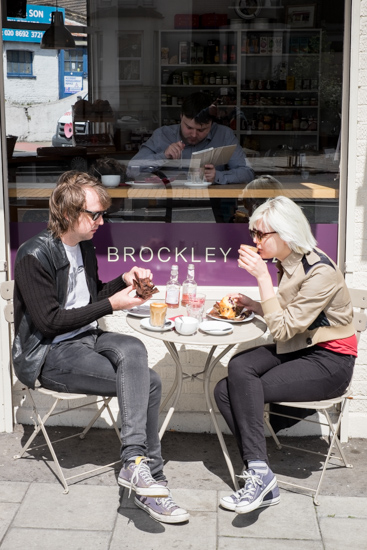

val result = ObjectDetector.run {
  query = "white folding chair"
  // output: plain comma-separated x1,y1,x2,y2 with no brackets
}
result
1,280,121,494
264,287,367,504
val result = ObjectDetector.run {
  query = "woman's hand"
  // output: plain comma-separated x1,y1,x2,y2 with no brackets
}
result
227,292,263,316
238,245,275,303
238,245,268,280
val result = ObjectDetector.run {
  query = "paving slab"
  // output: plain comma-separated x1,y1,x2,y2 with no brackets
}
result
315,495,367,518
0,504,19,543
218,491,321,541
111,508,217,550
0,528,111,550
318,517,367,550
218,538,324,550
0,482,29,503
12,483,118,531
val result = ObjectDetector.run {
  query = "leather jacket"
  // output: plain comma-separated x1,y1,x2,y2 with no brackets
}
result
13,229,124,388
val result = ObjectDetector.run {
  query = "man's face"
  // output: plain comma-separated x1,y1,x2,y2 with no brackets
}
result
180,115,212,145
67,187,105,245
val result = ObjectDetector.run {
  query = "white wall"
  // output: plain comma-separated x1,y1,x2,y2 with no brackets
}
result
3,43,59,104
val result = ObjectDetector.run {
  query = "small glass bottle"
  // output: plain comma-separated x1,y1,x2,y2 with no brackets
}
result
181,264,197,306
165,265,180,308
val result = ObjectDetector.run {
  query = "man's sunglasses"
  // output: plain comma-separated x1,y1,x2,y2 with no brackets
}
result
81,209,108,221
249,229,276,243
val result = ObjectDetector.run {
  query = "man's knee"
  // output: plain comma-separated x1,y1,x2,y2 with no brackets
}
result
149,368,162,391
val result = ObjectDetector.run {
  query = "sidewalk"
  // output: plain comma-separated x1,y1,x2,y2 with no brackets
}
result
0,427,366,549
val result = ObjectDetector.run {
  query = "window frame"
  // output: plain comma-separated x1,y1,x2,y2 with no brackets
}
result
6,49,34,79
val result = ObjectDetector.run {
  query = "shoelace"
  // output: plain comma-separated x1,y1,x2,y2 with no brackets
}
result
229,485,247,503
237,470,263,500
129,458,152,497
156,493,177,511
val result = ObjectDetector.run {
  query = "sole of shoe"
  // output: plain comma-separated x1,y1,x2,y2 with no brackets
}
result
235,477,278,515
220,493,280,512
118,477,169,497
134,497,190,524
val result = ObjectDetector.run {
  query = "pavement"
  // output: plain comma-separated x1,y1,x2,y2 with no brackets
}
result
0,426,367,550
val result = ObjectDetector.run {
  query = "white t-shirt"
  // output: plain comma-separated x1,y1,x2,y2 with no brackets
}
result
52,243,98,344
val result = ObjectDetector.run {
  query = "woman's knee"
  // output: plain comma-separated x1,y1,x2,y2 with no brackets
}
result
214,377,229,407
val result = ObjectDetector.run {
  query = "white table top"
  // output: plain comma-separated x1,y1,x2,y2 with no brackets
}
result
126,301,267,346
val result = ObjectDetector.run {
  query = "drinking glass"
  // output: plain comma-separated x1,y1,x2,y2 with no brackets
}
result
150,302,168,328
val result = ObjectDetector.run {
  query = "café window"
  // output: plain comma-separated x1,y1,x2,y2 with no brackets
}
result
7,50,33,78
4,1,347,283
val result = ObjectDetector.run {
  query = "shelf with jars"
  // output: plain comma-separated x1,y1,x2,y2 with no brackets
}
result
158,27,322,153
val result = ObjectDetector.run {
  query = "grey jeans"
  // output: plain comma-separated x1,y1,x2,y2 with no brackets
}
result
40,329,165,480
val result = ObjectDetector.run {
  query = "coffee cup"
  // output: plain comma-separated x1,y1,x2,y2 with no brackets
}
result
150,302,168,328
175,316,199,335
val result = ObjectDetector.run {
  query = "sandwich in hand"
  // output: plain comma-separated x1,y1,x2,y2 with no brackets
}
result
133,276,159,299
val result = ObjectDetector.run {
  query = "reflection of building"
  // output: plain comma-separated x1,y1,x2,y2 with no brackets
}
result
3,1,87,140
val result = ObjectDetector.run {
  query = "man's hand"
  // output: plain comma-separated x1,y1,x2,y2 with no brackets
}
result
109,285,148,311
122,267,152,287
165,140,185,160
204,164,216,183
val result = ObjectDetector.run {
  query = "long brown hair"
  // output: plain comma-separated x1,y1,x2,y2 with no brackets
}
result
48,171,111,238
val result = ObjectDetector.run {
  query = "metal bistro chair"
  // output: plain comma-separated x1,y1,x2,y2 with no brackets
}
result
1,280,121,494
263,287,367,504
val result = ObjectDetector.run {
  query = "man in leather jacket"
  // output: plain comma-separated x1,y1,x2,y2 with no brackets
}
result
13,171,189,524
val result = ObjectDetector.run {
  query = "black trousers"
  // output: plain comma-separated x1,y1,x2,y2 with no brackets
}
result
214,344,355,465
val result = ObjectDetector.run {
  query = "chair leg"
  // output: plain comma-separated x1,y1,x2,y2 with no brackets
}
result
14,390,70,493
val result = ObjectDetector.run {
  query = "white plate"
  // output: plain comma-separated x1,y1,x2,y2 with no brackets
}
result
199,320,233,335
127,305,151,318
184,181,212,189
206,307,255,324
140,317,174,332
125,181,165,188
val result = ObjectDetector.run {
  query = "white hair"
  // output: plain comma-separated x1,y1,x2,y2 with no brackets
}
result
249,196,317,254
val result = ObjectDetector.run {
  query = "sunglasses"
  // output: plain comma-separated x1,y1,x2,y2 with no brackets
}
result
81,209,108,221
249,229,276,243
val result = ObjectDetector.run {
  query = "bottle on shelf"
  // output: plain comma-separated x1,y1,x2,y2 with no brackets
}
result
221,44,228,64
181,264,197,306
214,45,220,64
230,44,236,63
165,264,181,308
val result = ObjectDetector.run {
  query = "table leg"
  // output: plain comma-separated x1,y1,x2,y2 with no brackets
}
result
159,341,183,439
204,344,240,491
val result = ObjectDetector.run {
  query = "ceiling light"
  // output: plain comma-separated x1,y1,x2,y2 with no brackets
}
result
41,9,76,50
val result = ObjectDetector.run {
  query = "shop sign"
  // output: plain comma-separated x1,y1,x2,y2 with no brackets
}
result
64,76,83,94
10,223,338,287
2,5,65,43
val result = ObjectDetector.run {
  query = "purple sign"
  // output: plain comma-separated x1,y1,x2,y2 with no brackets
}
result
10,222,338,286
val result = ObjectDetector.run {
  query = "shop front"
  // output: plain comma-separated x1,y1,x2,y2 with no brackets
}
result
0,0,365,436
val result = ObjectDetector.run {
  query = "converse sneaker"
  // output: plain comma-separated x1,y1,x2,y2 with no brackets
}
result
135,491,190,524
118,457,169,497
221,484,280,511
234,468,278,514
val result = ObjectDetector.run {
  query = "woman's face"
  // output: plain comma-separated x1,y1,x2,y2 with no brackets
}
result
252,219,291,261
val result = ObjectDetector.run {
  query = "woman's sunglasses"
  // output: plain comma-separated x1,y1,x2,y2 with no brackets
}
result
249,229,276,243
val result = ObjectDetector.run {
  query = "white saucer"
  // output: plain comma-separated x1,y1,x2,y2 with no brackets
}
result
127,305,151,318
184,181,212,189
140,317,174,332
199,320,233,335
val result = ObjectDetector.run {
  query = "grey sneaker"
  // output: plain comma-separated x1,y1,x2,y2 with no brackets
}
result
118,457,169,497
135,492,190,524
234,468,278,514
221,483,280,511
